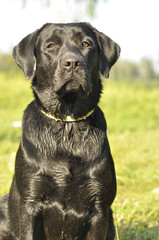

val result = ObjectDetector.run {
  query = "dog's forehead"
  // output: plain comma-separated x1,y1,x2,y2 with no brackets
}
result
39,23,96,40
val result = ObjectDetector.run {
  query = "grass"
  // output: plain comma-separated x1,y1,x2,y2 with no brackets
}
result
0,73,159,239
0,72,33,195
100,80,159,239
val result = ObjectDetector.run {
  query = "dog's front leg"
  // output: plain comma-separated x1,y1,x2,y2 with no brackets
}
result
18,203,36,240
85,215,108,240
17,202,45,240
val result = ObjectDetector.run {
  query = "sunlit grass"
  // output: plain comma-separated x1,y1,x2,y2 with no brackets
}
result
0,73,159,239
100,79,159,239
0,72,33,194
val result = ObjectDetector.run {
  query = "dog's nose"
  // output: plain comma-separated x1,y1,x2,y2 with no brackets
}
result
63,56,82,71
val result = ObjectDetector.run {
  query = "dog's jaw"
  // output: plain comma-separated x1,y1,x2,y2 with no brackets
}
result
32,72,102,121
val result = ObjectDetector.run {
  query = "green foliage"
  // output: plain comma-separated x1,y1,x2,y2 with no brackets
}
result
76,0,100,16
0,54,20,77
111,58,159,83
0,67,159,238
139,58,155,81
21,0,107,16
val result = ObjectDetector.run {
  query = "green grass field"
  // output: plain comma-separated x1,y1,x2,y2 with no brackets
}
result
0,72,159,239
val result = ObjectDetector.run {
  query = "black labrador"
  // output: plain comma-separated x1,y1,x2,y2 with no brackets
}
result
0,22,120,240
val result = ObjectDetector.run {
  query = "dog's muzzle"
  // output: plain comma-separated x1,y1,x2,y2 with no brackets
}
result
54,55,92,99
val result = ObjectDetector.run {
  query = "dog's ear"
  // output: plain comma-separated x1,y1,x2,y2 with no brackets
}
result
87,24,120,78
96,31,120,78
13,29,39,80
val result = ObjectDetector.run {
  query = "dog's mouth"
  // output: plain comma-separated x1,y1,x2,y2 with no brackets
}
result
58,79,86,103
63,92,77,103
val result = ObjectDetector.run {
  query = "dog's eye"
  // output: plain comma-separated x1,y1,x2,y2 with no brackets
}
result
47,43,55,49
82,41,90,48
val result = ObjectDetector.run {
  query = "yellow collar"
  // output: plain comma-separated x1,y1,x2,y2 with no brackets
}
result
41,108,95,122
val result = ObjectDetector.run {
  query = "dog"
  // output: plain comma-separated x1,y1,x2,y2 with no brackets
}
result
0,22,120,240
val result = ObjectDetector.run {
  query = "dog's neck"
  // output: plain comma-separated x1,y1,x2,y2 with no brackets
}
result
41,108,95,122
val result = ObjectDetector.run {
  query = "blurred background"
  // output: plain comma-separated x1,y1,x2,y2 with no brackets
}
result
0,0,159,239
1,0,159,81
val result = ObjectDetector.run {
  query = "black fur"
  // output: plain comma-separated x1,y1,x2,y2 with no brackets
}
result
0,22,120,240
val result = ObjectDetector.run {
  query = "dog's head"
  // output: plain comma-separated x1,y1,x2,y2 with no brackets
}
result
13,23,120,120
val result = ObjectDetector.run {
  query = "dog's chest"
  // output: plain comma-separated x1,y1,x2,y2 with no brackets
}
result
35,122,105,209
36,121,105,162
23,112,107,192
